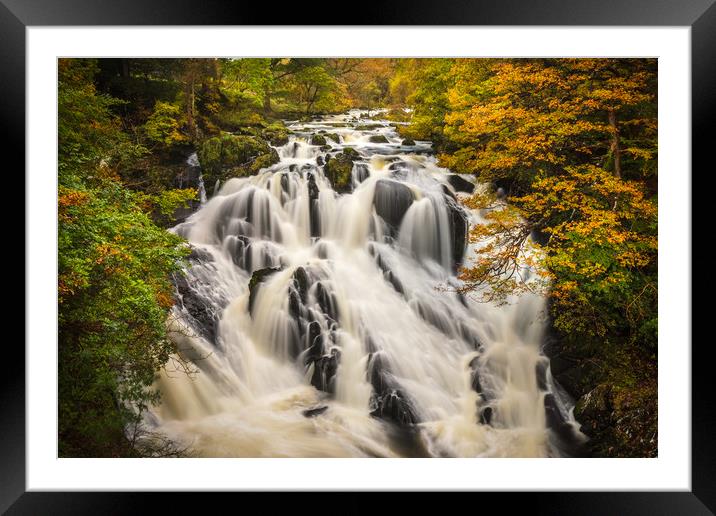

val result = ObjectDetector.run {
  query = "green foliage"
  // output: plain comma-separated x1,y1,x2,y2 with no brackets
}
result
58,182,189,456
143,101,188,147
58,58,191,457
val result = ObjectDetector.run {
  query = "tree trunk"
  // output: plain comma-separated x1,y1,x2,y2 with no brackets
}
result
263,87,272,114
608,108,622,179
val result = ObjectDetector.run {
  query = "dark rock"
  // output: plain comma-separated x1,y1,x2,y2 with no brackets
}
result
316,155,324,166
445,195,468,271
368,134,390,144
536,359,549,391
371,389,418,426
302,406,328,418
248,266,283,315
446,174,475,194
307,173,321,237
401,138,416,146
479,406,493,425
173,271,220,344
373,179,414,235
315,281,339,322
311,349,340,393
353,163,370,184
544,393,582,449
367,353,419,426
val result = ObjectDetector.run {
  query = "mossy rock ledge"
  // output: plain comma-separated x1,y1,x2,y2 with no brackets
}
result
324,148,361,193
197,134,280,189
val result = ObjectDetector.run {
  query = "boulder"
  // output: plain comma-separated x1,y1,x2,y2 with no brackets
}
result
368,134,390,144
446,174,475,194
324,151,358,193
373,179,414,235
310,134,327,146
401,138,416,146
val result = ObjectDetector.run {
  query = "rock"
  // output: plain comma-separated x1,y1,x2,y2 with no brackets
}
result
373,179,414,235
173,270,220,344
311,349,340,393
307,173,320,237
248,266,283,315
353,163,370,184
324,151,357,193
342,147,360,160
371,389,418,426
316,155,324,166
545,393,583,450
401,138,416,146
197,134,279,186
302,406,328,418
310,134,327,146
325,133,341,143
445,195,468,271
446,174,475,194
368,134,390,144
355,123,383,130
367,353,418,426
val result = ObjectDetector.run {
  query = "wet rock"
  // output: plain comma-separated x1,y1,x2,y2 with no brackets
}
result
248,266,283,315
369,134,390,144
445,195,468,271
353,163,371,184
371,389,418,426
355,123,383,130
479,406,493,425
316,155,324,166
536,360,549,391
307,173,321,237
401,138,416,146
544,393,582,450
342,147,360,160
302,406,328,418
324,151,357,193
173,271,220,344
367,353,419,426
311,348,340,393
373,252,405,295
373,179,414,235
315,281,339,322
446,174,475,194
292,266,311,304
310,134,327,146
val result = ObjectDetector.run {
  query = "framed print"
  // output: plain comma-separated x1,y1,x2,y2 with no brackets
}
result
5,0,713,513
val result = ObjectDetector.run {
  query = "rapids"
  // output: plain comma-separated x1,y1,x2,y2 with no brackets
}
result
146,109,585,457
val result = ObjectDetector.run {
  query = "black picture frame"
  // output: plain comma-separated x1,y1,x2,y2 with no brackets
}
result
5,0,712,513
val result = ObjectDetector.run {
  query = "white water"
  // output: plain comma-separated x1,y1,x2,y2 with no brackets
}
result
147,109,584,457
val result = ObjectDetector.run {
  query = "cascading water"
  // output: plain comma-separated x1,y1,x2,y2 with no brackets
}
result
147,109,585,457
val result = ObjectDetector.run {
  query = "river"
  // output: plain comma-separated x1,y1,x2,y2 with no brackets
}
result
144,109,585,457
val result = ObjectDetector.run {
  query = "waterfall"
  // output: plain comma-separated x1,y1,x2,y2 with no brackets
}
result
149,109,585,458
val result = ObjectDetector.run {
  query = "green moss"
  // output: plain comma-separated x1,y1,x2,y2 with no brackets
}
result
324,151,358,193
369,134,389,144
310,134,327,146
197,133,279,186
